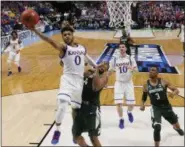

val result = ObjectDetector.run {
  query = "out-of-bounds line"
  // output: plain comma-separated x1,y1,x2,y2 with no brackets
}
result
43,124,53,126
29,142,39,145
37,121,55,147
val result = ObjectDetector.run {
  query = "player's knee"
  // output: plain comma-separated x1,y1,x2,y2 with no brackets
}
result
154,124,161,132
153,124,161,141
55,99,68,123
57,99,68,111
14,61,19,66
90,136,97,143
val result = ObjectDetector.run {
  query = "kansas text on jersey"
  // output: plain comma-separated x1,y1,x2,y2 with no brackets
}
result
60,44,86,78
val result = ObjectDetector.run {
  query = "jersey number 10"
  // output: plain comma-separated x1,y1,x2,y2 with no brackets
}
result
119,66,128,73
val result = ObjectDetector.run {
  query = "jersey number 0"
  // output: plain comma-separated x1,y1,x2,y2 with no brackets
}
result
75,55,81,65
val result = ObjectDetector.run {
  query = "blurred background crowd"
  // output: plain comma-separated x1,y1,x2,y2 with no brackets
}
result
1,1,184,36
137,1,184,29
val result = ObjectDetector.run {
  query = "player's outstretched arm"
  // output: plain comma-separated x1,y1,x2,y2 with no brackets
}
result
2,42,10,53
140,83,148,111
30,27,66,53
92,64,109,91
108,57,116,76
85,54,97,68
163,79,179,98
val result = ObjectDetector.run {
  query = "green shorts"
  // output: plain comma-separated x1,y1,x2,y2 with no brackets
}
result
72,104,101,138
150,105,178,127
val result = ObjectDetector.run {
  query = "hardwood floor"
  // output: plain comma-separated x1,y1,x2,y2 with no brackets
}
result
2,30,184,146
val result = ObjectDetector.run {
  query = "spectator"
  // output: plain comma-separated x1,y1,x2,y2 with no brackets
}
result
137,1,184,29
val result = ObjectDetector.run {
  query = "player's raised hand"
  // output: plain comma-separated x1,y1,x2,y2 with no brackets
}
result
140,105,145,111
168,92,175,98
16,50,20,54
127,65,134,71
96,62,104,70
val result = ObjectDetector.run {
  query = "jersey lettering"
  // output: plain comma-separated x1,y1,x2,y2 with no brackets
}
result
68,50,85,56
148,87,163,94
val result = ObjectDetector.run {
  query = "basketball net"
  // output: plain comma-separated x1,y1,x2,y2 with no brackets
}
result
106,1,133,33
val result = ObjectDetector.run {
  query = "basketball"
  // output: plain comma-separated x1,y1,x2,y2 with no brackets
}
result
20,9,39,28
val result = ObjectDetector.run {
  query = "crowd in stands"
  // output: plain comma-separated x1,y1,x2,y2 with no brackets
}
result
1,1,61,36
137,1,184,29
1,1,184,36
73,2,110,30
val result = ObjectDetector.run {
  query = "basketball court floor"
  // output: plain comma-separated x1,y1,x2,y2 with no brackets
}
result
40,106,184,146
1,29,184,146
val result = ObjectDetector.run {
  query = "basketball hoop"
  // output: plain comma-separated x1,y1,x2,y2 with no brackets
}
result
106,1,134,32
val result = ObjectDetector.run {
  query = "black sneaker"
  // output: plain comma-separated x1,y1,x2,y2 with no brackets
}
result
174,128,184,136
18,66,22,72
8,71,12,76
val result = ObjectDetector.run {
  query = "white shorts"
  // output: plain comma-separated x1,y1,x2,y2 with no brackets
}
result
57,74,84,109
114,80,135,105
7,51,20,63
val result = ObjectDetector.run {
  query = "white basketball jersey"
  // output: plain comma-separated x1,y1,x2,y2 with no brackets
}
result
110,54,137,82
9,38,20,52
61,44,86,78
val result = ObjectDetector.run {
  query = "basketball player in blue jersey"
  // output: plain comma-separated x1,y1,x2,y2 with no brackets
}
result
29,25,97,144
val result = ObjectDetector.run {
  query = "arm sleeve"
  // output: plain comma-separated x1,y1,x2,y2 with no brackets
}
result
142,92,148,103
142,84,148,103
